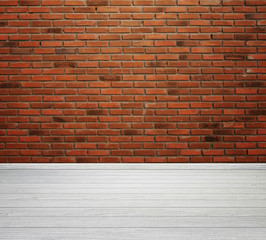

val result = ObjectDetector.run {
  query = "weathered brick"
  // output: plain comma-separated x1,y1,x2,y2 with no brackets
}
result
87,0,108,6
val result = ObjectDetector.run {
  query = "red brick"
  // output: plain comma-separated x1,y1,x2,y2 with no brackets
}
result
246,0,266,5
42,1,62,6
156,0,176,5
178,0,198,5
20,0,40,6
65,0,85,5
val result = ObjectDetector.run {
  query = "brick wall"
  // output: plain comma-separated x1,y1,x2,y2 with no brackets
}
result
0,0,265,163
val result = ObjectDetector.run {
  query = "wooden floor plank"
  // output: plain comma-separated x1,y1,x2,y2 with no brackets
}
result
0,228,266,240
1,207,266,217
1,187,265,194
1,199,266,208
1,193,266,200
0,164,265,240
1,169,266,176
1,183,265,189
1,178,266,184
1,216,266,228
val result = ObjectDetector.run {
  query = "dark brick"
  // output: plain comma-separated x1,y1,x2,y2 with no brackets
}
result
53,117,67,122
213,130,234,135
245,82,265,87
123,130,142,135
203,136,221,142
246,14,265,19
99,76,121,81
235,34,255,40
176,41,185,46
247,110,266,116
43,28,62,33
0,42,18,47
0,82,20,88
168,89,189,95
77,157,98,163
87,110,107,115
224,54,245,60
0,21,7,27
155,123,173,129
54,62,76,68
66,137,86,142
236,116,256,122
29,130,49,136
200,123,221,129
247,27,266,33
0,123,16,129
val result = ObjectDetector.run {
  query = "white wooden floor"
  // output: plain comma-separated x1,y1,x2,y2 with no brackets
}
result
0,164,266,240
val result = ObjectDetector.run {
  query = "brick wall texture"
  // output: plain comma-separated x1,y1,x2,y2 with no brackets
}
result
0,0,265,163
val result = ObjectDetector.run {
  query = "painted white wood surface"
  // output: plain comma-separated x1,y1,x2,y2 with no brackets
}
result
0,164,266,240
0,163,266,170
1,228,266,240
